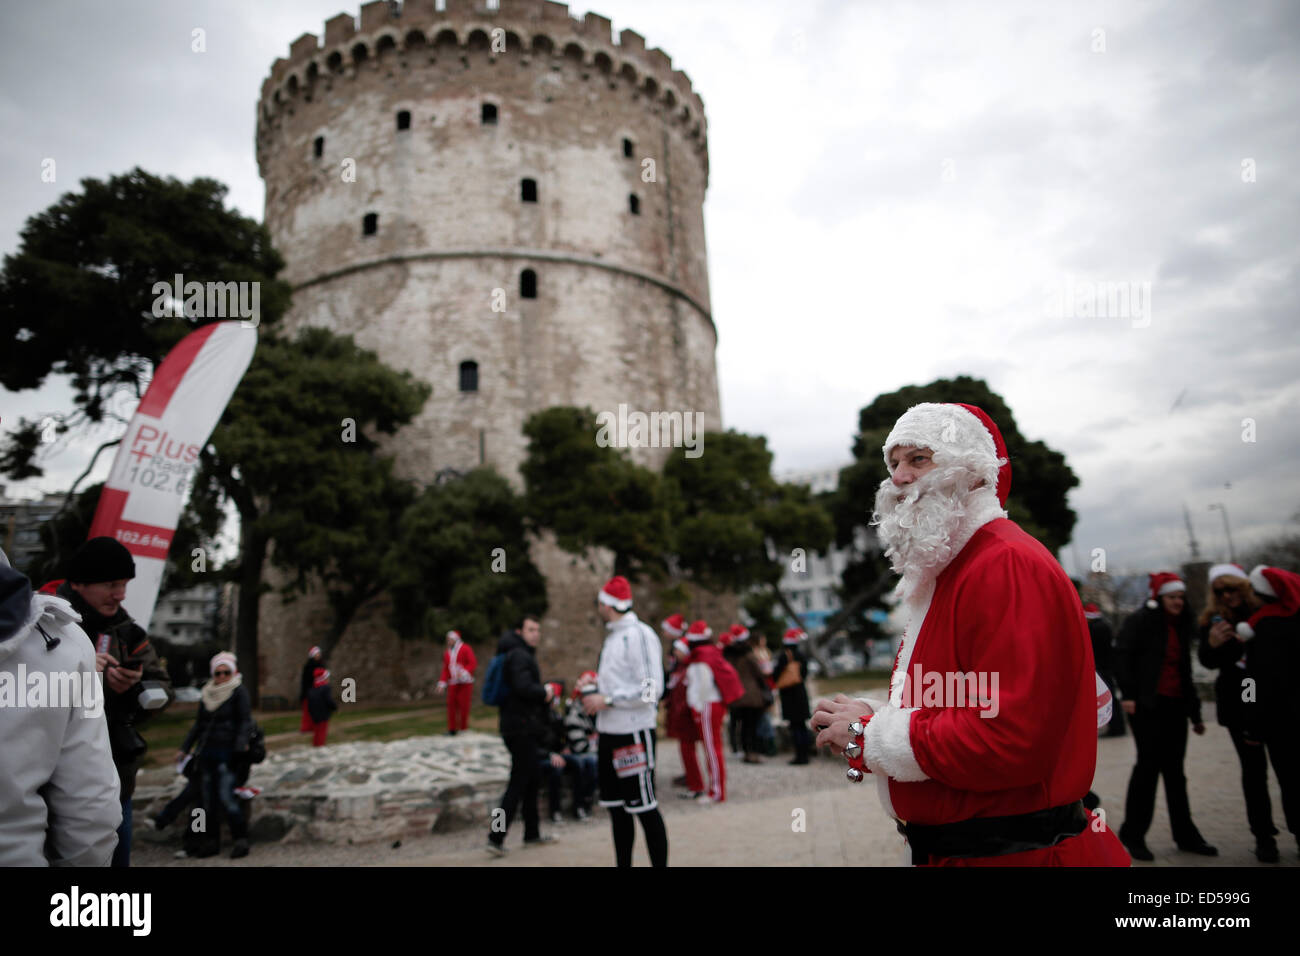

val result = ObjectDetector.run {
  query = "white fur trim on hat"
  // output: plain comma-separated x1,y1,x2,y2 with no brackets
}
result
1235,621,1256,641
883,403,997,471
1248,565,1275,598
862,705,929,783
1207,564,1246,586
1156,579,1186,597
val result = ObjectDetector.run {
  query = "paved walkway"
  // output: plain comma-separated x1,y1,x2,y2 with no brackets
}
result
133,701,1297,867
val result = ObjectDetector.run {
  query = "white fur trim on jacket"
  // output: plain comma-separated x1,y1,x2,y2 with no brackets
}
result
864,705,929,782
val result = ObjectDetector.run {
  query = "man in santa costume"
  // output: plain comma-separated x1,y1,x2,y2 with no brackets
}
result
437,629,477,736
684,619,744,802
811,402,1129,866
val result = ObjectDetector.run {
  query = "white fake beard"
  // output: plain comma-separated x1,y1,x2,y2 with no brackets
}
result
871,464,980,604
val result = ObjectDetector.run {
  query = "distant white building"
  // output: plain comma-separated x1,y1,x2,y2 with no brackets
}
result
152,583,220,646
771,464,870,633
0,485,66,576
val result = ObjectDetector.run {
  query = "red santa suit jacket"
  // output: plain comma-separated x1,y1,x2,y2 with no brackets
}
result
440,640,477,685
862,507,1128,866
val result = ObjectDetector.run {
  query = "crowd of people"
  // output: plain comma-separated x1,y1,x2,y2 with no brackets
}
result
3,401,1297,870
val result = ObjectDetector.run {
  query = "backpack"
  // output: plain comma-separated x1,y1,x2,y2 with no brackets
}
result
481,653,509,706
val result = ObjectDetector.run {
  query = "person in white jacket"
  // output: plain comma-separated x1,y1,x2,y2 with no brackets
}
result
582,575,668,867
0,548,121,866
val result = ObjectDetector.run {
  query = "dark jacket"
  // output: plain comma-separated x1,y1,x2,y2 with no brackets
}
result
773,647,811,723
1087,616,1116,681
57,580,173,799
727,643,768,710
307,680,337,724
1196,609,1251,730
300,658,324,703
1243,608,1300,738
496,629,548,738
1115,604,1201,722
181,683,253,756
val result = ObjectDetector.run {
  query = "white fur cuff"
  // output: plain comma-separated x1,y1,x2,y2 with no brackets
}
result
863,705,929,782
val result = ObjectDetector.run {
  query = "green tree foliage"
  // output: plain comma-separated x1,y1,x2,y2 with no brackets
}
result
521,406,667,577
385,469,548,646
0,168,291,479
198,328,431,687
829,375,1080,637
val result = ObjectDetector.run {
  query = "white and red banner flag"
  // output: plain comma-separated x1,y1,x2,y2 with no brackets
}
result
88,321,256,630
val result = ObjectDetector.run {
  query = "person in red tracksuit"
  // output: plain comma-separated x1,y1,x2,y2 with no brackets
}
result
684,620,744,803
665,634,705,797
437,629,477,735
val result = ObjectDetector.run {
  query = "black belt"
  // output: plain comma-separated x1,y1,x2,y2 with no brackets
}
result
898,801,1089,865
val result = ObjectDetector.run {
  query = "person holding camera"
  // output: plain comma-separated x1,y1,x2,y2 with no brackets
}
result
53,536,173,867
177,651,253,859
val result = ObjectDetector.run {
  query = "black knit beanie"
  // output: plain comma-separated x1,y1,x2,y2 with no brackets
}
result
67,537,136,584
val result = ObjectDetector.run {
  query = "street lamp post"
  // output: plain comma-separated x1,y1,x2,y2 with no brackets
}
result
1208,503,1236,564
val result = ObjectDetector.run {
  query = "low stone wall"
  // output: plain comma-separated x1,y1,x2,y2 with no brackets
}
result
133,733,511,847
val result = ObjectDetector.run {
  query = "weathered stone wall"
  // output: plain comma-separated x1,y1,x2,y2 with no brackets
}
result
255,2,725,702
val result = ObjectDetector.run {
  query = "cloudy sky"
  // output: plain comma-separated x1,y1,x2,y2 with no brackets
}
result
2,0,1297,575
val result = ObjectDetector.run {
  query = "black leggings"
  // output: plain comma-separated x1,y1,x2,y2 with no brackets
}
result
608,806,668,867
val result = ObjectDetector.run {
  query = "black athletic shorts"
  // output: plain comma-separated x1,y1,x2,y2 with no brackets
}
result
597,728,658,814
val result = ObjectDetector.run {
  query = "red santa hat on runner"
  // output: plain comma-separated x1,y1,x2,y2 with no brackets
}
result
1235,566,1300,640
686,619,712,643
598,575,634,612
445,629,462,643
1145,572,1186,609
308,645,322,659
881,402,1012,506
731,623,751,643
661,613,687,637
672,638,689,656
782,627,807,646
1082,603,1103,620
574,670,599,698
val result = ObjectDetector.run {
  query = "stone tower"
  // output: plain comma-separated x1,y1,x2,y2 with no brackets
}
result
254,0,725,701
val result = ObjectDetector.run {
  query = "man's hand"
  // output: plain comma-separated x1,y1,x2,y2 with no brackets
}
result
810,694,874,756
1207,620,1235,648
549,753,565,769
435,681,446,694
582,692,608,716
1121,700,1136,715
94,652,117,674
1192,722,1206,736
105,662,143,694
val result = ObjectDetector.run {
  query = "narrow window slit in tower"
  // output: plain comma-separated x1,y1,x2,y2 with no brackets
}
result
520,269,537,299
363,212,378,236
521,178,537,202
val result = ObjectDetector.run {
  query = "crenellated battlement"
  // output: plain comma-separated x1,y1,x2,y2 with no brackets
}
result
257,0,707,147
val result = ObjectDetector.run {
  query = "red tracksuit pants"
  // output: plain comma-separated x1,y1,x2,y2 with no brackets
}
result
691,702,728,802
446,682,472,732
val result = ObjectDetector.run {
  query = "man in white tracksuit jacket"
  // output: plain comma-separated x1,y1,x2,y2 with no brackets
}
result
582,575,669,867
0,548,121,866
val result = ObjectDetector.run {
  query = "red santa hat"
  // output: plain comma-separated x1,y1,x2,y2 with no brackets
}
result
1082,603,1102,620
731,623,750,642
598,575,633,611
782,627,806,646
1235,566,1300,640
573,670,599,698
881,402,1012,506
308,645,322,659
446,629,462,643
661,613,687,637
1145,572,1186,609
672,638,689,656
686,619,712,642
1207,563,1247,586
